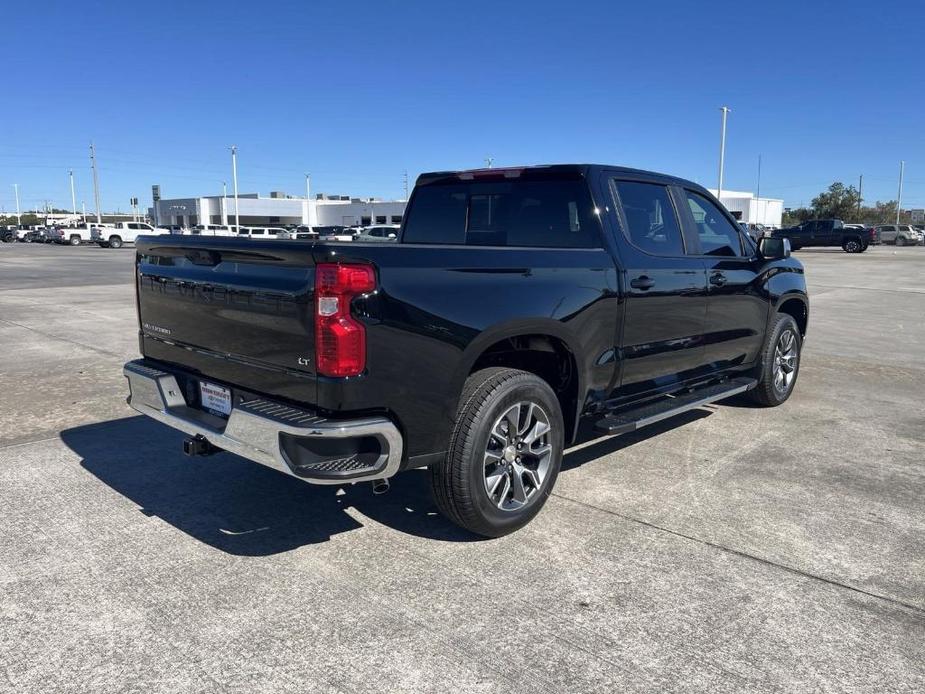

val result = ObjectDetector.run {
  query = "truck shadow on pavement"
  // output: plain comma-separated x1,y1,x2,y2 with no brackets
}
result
62,411,709,555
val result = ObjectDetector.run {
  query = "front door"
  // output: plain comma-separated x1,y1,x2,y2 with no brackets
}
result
679,188,767,371
608,177,709,395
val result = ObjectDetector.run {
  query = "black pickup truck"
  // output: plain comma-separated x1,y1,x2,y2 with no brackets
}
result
771,218,869,253
124,164,808,537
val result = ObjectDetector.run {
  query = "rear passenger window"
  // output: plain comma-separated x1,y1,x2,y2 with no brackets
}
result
684,191,743,256
402,180,600,247
612,181,685,256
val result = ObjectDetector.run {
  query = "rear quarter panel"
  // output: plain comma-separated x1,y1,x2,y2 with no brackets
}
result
315,243,619,461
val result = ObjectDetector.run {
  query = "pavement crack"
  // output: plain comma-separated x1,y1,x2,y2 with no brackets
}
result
550,492,925,616
0,317,123,358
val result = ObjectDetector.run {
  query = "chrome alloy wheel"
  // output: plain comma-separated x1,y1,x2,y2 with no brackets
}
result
845,240,860,252
773,329,798,395
483,401,553,512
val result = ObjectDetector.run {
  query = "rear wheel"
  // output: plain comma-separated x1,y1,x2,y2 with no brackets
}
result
842,238,862,253
69,235,81,246
108,235,123,249
430,367,563,537
748,314,802,407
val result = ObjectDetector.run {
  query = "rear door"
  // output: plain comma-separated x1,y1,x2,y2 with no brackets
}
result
817,220,842,246
608,176,709,394
678,188,767,371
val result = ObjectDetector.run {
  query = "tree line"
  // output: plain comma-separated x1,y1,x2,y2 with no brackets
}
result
782,182,913,227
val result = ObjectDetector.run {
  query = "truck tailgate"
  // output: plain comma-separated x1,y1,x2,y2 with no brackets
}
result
135,236,317,403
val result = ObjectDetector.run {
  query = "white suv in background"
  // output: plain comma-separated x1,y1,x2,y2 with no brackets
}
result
874,224,923,246
236,226,294,240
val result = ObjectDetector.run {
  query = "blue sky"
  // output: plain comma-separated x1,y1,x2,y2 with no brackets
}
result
2,0,923,214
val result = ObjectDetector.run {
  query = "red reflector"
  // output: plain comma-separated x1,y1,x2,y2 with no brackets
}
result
315,263,376,377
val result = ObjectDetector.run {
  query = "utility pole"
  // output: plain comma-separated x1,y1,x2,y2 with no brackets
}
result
402,170,409,200
13,183,21,227
717,106,731,201
89,142,102,223
81,201,86,223
223,181,227,198
755,154,762,225
231,145,240,232
69,170,77,215
896,161,905,225
304,172,311,200
857,174,863,220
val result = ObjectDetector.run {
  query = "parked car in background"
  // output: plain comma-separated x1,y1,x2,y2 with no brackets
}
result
1,225,19,242
236,226,293,240
92,221,169,248
873,224,923,246
357,224,399,242
190,225,236,236
293,225,320,240
772,219,868,252
316,225,356,241
54,222,111,246
22,228,53,243
123,163,808,537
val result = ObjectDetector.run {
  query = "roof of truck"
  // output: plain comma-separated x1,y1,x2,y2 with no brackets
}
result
416,164,702,191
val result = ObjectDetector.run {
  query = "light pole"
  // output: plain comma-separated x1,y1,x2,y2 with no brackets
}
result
90,142,102,223
717,106,731,202
222,181,228,227
13,183,21,227
896,160,905,225
231,145,240,232
81,201,86,223
304,172,311,200
69,170,77,216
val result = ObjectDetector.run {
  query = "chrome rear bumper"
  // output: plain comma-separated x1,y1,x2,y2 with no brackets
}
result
123,359,403,484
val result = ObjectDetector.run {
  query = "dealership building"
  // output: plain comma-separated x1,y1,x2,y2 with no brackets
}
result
149,186,783,230
151,191,407,229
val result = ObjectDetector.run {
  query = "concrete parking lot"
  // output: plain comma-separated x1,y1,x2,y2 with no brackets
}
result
1,242,923,693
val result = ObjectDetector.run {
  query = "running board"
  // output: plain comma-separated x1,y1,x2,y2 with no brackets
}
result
594,377,757,436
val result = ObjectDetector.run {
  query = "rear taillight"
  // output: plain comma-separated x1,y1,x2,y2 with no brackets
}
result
314,263,376,377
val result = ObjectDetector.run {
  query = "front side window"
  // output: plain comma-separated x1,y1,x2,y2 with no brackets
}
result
611,180,684,256
402,180,600,247
684,191,743,256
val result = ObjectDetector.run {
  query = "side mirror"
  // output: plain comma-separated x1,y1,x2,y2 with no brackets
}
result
758,235,790,260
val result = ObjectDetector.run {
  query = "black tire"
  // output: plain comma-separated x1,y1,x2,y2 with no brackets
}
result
859,242,869,252
430,367,564,538
108,235,123,249
69,235,81,246
842,238,862,253
748,313,802,407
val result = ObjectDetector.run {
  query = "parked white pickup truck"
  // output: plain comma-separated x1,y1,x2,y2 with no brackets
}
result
55,222,114,245
91,222,169,248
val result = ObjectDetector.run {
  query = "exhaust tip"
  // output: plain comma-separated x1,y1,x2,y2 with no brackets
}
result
372,478,390,495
